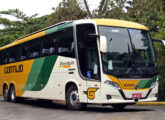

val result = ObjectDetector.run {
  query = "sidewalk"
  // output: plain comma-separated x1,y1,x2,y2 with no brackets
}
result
135,102,165,106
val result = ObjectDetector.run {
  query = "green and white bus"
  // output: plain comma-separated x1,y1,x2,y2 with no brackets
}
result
0,19,164,110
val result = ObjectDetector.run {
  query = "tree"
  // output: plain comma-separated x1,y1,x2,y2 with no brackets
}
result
153,7,165,100
51,0,87,24
127,0,162,33
0,9,50,47
126,0,165,100
82,0,129,19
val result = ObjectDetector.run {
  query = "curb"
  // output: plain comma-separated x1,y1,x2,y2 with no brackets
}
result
135,102,165,106
53,100,66,104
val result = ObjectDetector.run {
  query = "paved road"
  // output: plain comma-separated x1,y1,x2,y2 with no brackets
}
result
0,97,165,120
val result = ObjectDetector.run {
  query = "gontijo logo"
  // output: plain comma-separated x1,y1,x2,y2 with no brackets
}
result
87,88,98,100
4,64,23,74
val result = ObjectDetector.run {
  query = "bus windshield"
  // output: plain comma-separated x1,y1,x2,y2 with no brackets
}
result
98,26,158,78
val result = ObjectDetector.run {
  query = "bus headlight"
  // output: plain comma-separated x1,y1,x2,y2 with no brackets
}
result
104,80,121,90
150,82,158,89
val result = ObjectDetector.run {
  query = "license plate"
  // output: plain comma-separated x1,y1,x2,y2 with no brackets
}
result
132,93,142,99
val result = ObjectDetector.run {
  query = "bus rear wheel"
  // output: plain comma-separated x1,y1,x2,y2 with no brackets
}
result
66,85,86,110
3,85,10,101
10,86,16,103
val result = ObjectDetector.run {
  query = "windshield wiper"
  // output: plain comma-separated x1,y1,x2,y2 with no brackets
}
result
124,43,134,67
124,43,141,74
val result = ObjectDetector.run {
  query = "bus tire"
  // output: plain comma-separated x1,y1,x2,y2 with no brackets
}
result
3,85,10,101
10,86,17,103
111,104,127,110
66,85,86,110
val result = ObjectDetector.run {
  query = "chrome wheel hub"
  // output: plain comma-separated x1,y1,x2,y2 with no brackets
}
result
11,90,15,100
70,90,79,106
4,89,8,98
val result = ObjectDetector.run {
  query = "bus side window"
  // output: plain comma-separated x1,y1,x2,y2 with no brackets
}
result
9,47,19,63
2,50,9,64
0,52,2,65
20,45,29,60
42,35,56,56
56,28,75,58
29,41,41,58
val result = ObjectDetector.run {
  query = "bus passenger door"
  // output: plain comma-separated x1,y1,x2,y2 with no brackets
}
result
76,24,101,103
86,46,101,103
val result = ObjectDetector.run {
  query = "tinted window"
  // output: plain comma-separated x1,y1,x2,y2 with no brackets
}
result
128,29,155,62
0,52,4,65
56,28,75,58
29,41,41,58
1,50,9,64
20,44,29,60
99,26,158,78
77,24,100,80
9,47,20,63
0,27,74,65
42,35,56,56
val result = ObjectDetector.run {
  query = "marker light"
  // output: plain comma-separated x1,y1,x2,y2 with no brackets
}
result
104,80,121,90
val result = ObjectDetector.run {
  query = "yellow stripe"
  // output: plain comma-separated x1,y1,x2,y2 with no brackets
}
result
92,19,148,30
119,79,140,90
0,60,34,96
0,31,45,50
123,88,150,91
106,75,149,91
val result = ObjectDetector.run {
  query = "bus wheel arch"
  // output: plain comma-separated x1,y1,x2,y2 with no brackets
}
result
65,82,86,110
9,83,15,90
65,82,78,100
3,83,10,101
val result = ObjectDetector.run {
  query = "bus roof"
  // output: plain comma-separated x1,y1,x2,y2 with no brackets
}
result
92,19,148,30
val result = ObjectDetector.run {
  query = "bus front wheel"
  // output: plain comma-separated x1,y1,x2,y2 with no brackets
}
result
66,85,86,110
3,85,10,101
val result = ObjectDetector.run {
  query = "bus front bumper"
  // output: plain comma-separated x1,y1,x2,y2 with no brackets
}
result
98,84,158,104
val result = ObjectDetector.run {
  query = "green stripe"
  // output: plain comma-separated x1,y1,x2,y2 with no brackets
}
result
137,76,157,89
45,22,73,35
32,55,57,91
22,58,45,91
23,55,57,91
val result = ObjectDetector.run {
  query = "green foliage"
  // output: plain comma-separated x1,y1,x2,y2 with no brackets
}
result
0,9,51,47
51,0,87,24
126,0,165,100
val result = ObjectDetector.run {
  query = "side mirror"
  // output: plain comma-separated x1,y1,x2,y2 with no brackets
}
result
153,39,165,47
100,36,107,53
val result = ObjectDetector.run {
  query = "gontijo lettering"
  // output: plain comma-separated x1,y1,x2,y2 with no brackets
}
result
4,64,23,74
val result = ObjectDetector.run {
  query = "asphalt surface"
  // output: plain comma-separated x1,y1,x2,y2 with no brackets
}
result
0,97,165,120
